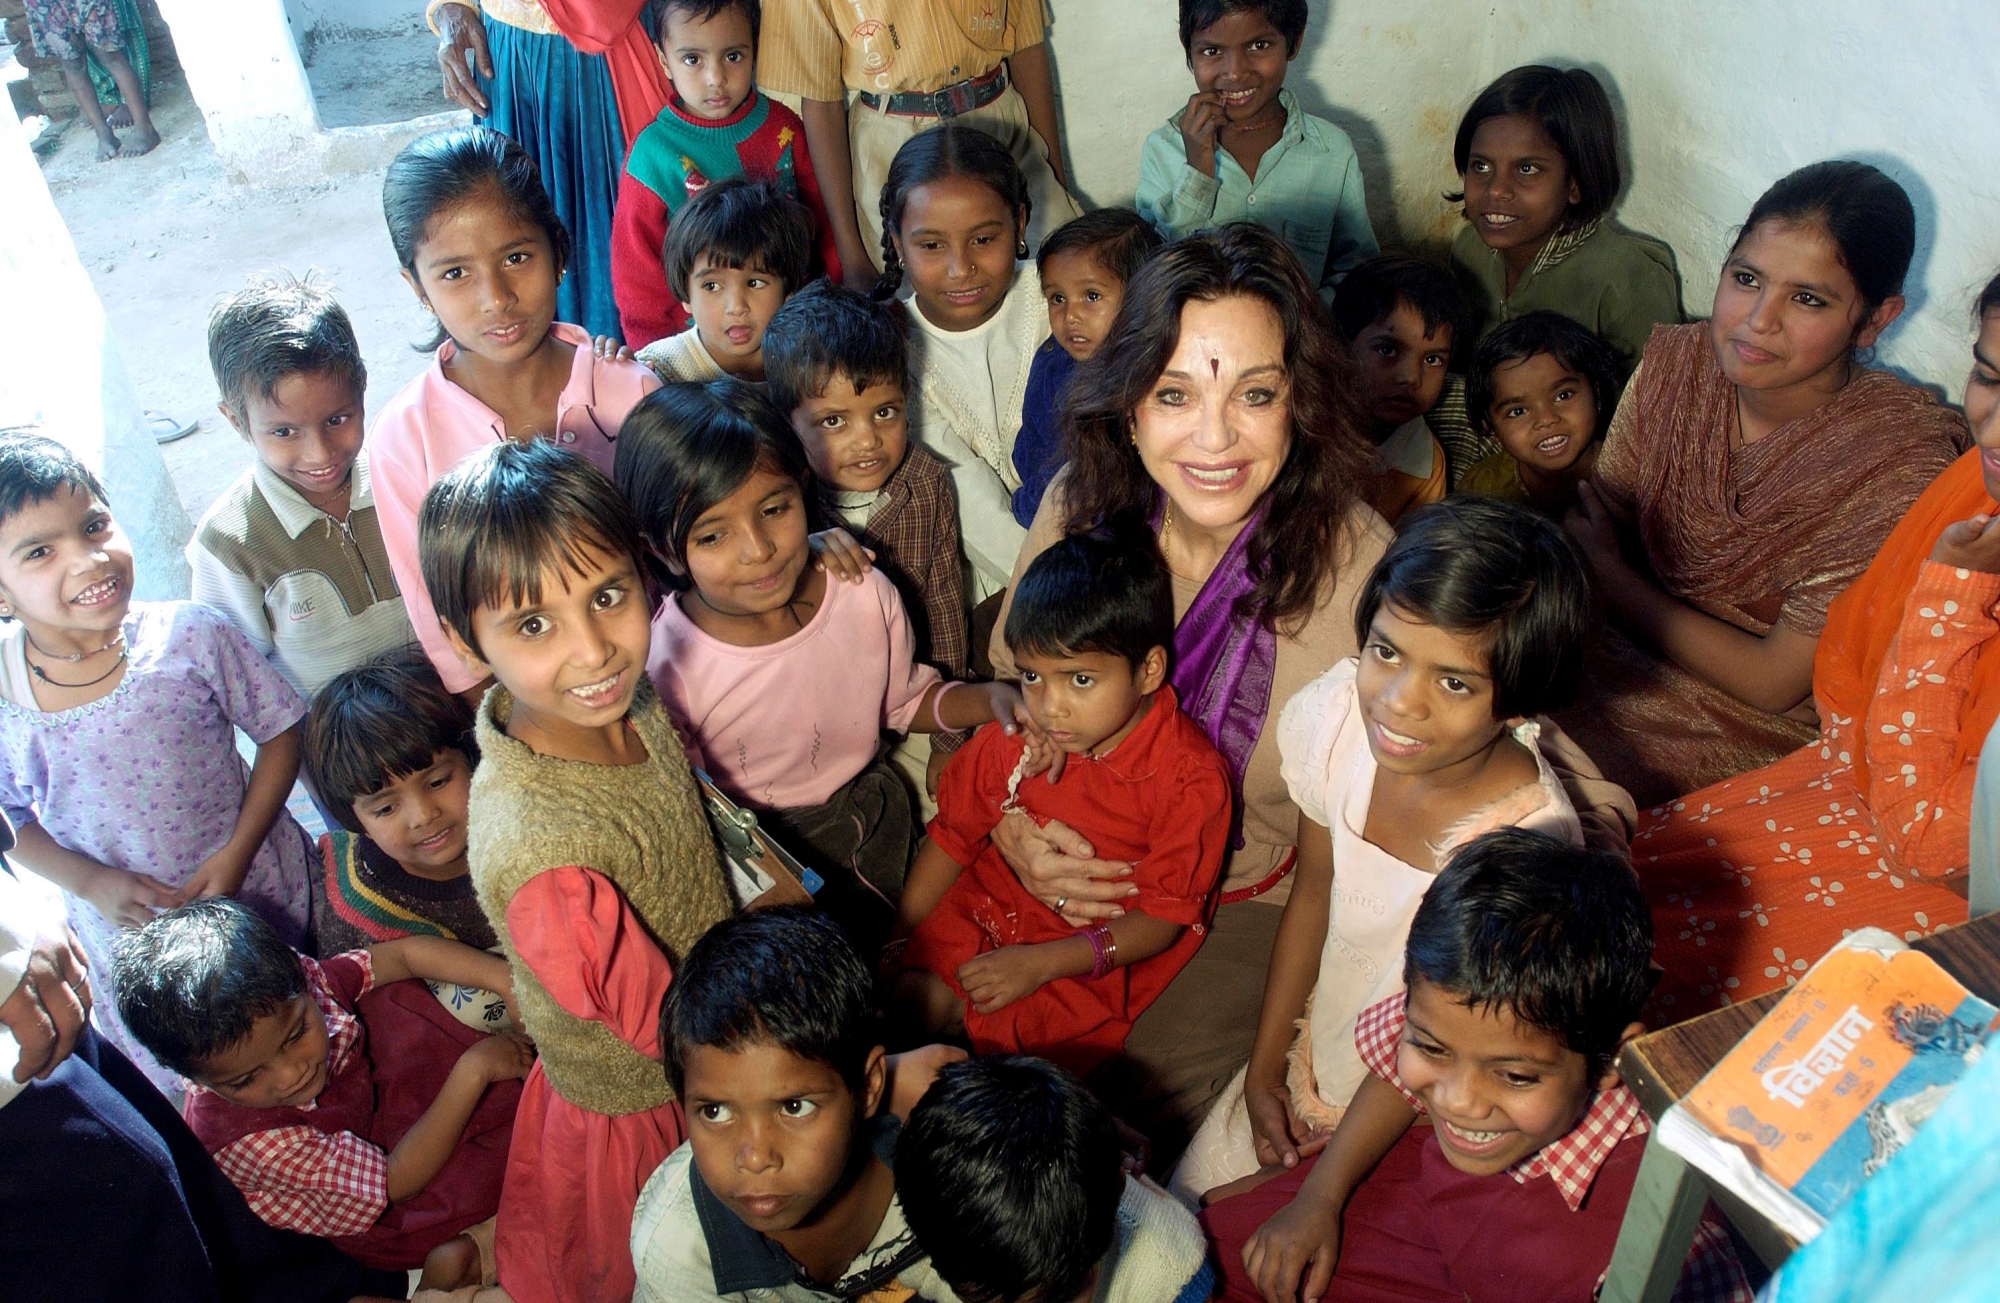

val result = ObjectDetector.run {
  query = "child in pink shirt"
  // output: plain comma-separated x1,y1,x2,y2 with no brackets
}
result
368,127,660,696
621,379,1041,947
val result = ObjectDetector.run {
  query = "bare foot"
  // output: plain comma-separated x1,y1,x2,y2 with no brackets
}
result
94,132,121,161
117,126,161,158
107,104,134,128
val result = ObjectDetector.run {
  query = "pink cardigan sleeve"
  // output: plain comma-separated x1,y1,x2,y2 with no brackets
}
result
368,420,484,693
877,574,944,734
504,866,673,1057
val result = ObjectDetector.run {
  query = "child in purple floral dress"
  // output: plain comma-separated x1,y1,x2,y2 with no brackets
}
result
0,431,312,1093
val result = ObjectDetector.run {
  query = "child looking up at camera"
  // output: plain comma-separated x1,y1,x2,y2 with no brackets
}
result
1137,0,1377,301
898,1056,1215,1303
635,176,819,385
1331,254,1468,522
419,439,735,1303
874,124,1046,600
890,531,1230,1074
621,381,1040,947
115,899,529,1291
1447,65,1680,372
610,0,840,348
1013,209,1164,527
371,127,661,702
1173,498,1594,1202
1459,311,1622,519
190,273,414,700
1208,830,1749,1303
0,430,314,1096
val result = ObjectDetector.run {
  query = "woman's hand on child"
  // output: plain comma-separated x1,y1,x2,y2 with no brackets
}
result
462,1032,536,1084
1177,91,1226,174
1246,1080,1330,1171
956,944,1057,1014
991,813,1137,925
1,926,91,1082
1243,1191,1344,1303
807,528,876,585
589,335,636,364
80,863,179,929
1932,511,2000,573
884,1042,969,1120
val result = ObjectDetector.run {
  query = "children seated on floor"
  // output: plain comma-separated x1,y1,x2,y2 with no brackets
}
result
1331,253,1467,522
190,272,415,701
302,647,510,1030
114,899,530,1290
1173,497,1596,1200
610,0,840,348
889,531,1232,1074
1457,310,1622,519
634,176,819,384
1137,0,1378,301
1013,209,1165,528
420,438,736,1303
619,380,1041,949
633,907,960,1302
1205,829,1751,1303
897,1055,1215,1303
0,430,315,1096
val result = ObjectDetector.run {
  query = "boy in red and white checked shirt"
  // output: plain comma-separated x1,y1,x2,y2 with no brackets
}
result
1203,829,1752,1303
114,899,532,1291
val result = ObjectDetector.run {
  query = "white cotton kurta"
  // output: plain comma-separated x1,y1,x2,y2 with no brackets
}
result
1170,658,1585,1200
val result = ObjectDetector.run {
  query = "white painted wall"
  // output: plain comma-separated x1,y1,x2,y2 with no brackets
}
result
1046,0,2000,401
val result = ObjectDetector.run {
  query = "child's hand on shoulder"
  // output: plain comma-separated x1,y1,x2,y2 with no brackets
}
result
1243,1190,1344,1303
1177,90,1226,174
956,943,1055,1014
590,334,636,364
79,863,178,929
461,1032,536,1084
808,527,876,585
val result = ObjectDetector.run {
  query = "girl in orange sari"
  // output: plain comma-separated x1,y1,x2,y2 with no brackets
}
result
1635,276,2000,1013
1558,163,1967,808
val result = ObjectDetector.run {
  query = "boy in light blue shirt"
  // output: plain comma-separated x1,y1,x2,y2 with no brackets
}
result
1136,0,1377,302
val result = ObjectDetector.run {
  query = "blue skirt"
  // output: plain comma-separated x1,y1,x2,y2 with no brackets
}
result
476,16,626,339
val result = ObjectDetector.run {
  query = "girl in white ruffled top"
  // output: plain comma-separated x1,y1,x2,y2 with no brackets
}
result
1173,498,1602,1203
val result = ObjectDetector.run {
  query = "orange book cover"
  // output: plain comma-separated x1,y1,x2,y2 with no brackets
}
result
1677,933,1996,1219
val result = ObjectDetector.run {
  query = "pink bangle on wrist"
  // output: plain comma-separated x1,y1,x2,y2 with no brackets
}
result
1082,922,1117,980
929,682,960,734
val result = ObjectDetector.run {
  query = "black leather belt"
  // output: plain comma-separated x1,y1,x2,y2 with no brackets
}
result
854,64,1008,119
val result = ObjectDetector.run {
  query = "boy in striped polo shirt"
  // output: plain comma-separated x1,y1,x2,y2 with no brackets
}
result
610,0,841,348
189,274,414,702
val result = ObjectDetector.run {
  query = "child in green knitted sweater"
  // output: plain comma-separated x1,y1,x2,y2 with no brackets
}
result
419,437,737,1303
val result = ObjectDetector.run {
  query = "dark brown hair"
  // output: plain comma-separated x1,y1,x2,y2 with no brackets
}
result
304,645,475,832
1058,224,1374,633
1447,65,1621,231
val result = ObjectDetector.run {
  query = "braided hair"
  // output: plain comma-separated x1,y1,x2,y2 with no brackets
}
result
870,123,1032,303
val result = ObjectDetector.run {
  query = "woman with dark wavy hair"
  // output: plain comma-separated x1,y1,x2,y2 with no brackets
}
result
982,223,1389,1160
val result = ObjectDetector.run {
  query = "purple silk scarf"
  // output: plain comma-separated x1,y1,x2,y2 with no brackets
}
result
1156,497,1276,845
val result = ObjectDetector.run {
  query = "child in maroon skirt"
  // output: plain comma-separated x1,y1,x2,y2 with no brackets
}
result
115,898,531,1290
890,531,1231,1075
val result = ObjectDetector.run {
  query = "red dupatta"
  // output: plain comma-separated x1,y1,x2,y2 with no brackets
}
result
537,0,672,147
1815,448,2000,793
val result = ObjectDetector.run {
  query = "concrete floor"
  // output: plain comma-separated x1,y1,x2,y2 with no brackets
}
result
38,36,445,525
303,23,453,130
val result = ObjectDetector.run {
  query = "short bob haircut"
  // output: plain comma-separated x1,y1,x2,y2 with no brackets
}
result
114,899,308,1079
895,1056,1124,1303
613,378,822,591
760,280,909,416
1061,223,1377,635
0,428,108,536
418,438,648,656
1449,65,1622,231
382,127,572,349
208,272,367,421
660,906,879,1096
1036,208,1165,287
1355,497,1593,720
1730,160,1916,324
639,0,759,48
1330,252,1468,347
304,645,476,831
663,174,818,303
1178,0,1309,58
1465,310,1622,442
1002,527,1172,672
1407,828,1654,1077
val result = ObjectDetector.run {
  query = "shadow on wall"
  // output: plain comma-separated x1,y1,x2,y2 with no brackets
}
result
1289,18,1400,251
